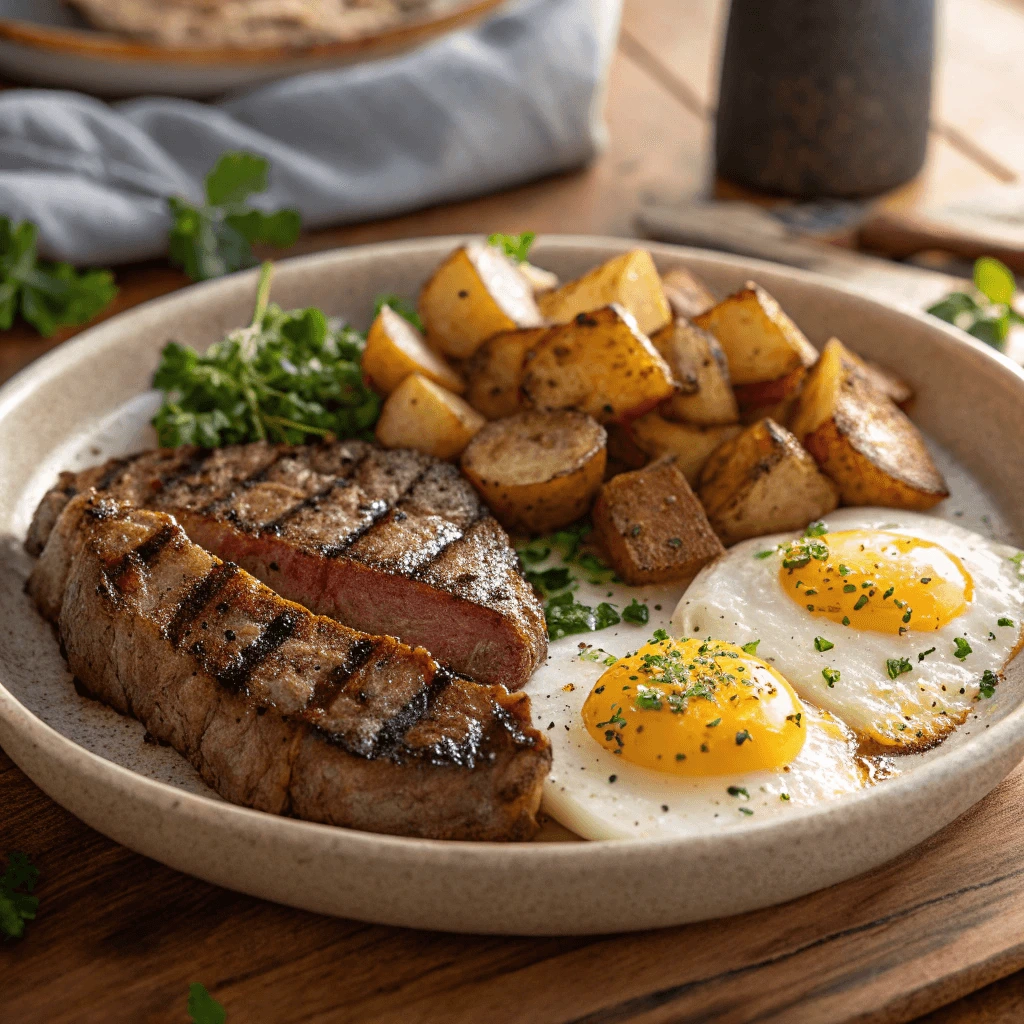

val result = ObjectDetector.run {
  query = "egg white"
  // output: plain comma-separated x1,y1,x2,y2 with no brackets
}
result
673,508,1024,751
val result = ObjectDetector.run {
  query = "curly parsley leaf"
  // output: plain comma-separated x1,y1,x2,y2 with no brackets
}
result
622,598,649,624
978,669,999,699
927,257,1020,352
188,983,226,1024
886,657,913,680
953,637,972,661
545,591,620,640
152,262,380,447
0,217,117,337
169,152,301,282
487,231,535,263
0,851,39,941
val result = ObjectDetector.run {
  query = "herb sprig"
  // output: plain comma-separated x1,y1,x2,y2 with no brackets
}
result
927,256,1023,351
0,217,117,336
152,262,380,447
169,152,301,282
0,851,39,941
487,232,535,263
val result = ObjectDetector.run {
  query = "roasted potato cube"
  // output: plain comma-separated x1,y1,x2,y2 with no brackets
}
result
604,422,649,476
661,267,716,319
464,326,550,420
538,250,672,336
363,304,466,395
418,242,543,359
521,305,675,423
376,373,485,460
822,336,914,408
629,412,741,484
593,457,724,585
732,366,807,425
789,339,948,510
461,410,606,534
694,283,819,385
698,418,839,545
652,318,739,425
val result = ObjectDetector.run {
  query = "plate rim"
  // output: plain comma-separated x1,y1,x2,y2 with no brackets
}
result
2,235,1024,929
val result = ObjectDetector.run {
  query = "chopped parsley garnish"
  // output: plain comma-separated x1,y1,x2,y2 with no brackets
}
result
596,705,627,729
755,549,776,559
854,595,869,611
667,537,683,548
579,647,618,666
707,717,722,727
187,983,226,1024
780,792,791,801
487,231,535,263
822,667,841,687
524,566,573,596
169,151,301,282
634,685,663,710
838,564,851,576
622,599,649,625
886,657,913,680
781,537,829,569
727,786,748,798
842,616,851,626
978,670,998,699
918,647,936,662
813,636,834,652
517,540,551,564
786,712,802,727
738,806,754,815
920,577,932,584
652,628,670,642
882,586,895,600
735,729,751,745
953,637,973,660
1012,552,1024,578
804,520,829,537
545,591,620,640
741,640,760,655
0,851,39,941
843,584,857,593
998,617,1015,627
152,262,380,447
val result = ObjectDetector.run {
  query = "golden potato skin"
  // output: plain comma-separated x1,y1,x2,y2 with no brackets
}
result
694,283,819,385
464,326,550,420
363,304,466,395
521,305,675,423
375,373,485,460
460,410,607,534
790,339,948,510
418,242,543,359
732,365,807,425
652,318,739,426
538,250,672,336
592,457,724,586
660,267,716,320
698,418,839,546
629,412,742,484
821,336,914,409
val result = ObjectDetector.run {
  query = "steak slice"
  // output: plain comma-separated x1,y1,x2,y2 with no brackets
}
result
26,440,548,689
29,493,551,841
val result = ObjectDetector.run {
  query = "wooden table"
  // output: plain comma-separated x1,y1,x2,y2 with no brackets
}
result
4,1,1024,1020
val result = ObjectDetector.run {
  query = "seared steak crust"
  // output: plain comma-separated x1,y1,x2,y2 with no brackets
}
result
26,441,547,689
28,494,551,840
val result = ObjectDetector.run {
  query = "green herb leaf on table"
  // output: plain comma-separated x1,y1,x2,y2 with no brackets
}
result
0,851,39,941
169,152,302,282
0,217,117,337
487,232,535,263
926,256,1020,352
188,983,226,1024
975,256,1016,306
152,262,381,447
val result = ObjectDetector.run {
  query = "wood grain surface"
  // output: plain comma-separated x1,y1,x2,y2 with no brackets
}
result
4,1,1024,1021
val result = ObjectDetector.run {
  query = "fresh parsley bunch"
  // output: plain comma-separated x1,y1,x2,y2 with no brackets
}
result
0,851,39,941
152,262,380,448
0,217,117,336
169,152,302,282
927,256,1023,351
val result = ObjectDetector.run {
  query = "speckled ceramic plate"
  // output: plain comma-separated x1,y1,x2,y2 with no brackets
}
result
1,236,1023,936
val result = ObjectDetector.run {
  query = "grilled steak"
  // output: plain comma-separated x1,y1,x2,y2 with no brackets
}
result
29,493,551,840
27,440,547,689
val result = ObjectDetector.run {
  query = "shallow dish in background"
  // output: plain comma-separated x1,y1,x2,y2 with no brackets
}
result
0,0,506,97
0,236,1022,935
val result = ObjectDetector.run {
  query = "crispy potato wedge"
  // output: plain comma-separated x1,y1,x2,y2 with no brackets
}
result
604,422,649,477
652,318,740,425
822,336,914,408
698,418,839,545
521,304,676,423
363,304,466,395
789,339,948,509
593,457,724,585
661,267,716,319
629,412,742,484
418,242,543,359
461,410,606,534
464,326,550,420
732,365,807,425
376,373,485,460
694,283,819,385
538,250,672,336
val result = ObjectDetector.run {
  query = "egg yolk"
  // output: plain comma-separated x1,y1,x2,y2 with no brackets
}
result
778,529,973,634
582,637,806,776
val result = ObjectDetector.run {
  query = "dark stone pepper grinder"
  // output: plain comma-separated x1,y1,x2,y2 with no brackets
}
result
714,0,935,198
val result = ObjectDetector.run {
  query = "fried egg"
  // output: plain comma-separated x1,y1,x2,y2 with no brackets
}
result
528,633,892,840
674,509,1024,752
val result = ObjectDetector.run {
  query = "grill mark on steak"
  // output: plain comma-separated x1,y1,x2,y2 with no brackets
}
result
27,494,551,839
164,561,240,647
